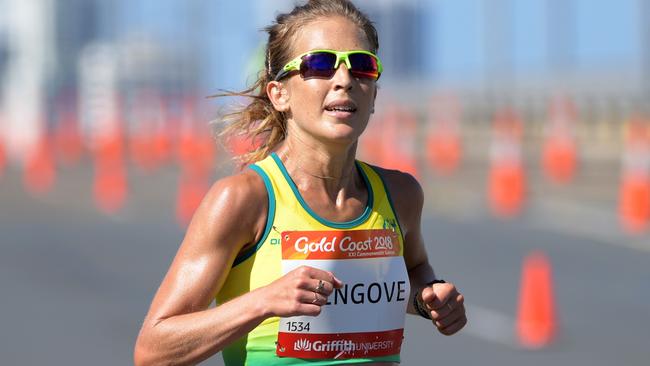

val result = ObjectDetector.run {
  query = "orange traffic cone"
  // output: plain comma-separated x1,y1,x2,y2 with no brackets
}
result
24,135,56,196
150,120,172,166
619,177,650,233
226,133,261,163
93,124,128,214
176,172,209,227
381,104,419,178
542,138,576,183
427,132,461,175
542,96,578,184
177,102,215,174
516,250,557,349
426,93,462,175
129,127,152,171
93,163,127,215
488,108,526,217
175,105,215,226
0,134,6,179
54,110,83,166
95,125,125,168
618,118,650,233
129,113,173,172
358,109,385,165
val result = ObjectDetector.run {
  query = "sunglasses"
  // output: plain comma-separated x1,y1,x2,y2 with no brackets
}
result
273,49,383,81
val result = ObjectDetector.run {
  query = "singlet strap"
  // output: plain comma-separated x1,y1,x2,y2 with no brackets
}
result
355,161,405,241
231,164,276,267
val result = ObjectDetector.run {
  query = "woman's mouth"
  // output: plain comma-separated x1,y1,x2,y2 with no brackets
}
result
324,101,357,119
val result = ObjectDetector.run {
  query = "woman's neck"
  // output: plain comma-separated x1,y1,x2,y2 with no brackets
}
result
274,136,361,200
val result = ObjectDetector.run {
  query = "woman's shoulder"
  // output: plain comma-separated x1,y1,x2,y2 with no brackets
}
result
364,164,424,232
205,168,267,207
190,167,269,245
364,164,423,202
206,169,267,213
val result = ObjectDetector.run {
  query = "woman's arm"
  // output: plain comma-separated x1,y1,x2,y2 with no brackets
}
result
378,168,466,335
134,171,341,365
133,171,268,365
376,169,434,314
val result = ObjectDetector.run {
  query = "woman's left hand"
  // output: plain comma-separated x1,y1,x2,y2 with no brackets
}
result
420,282,467,335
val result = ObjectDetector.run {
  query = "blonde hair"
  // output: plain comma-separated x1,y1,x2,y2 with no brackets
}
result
216,0,379,165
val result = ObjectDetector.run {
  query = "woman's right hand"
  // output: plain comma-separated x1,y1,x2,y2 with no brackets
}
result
260,265,344,318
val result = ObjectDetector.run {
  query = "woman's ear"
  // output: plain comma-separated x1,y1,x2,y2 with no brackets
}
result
267,81,290,112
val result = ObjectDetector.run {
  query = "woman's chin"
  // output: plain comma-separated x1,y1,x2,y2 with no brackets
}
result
320,127,364,145
321,119,367,141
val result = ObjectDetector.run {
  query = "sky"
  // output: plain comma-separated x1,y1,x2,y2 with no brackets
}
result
90,0,647,90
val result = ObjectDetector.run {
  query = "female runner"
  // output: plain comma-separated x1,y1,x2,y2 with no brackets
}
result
135,1,466,365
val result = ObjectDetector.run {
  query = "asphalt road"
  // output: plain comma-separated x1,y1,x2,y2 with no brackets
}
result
1,163,648,365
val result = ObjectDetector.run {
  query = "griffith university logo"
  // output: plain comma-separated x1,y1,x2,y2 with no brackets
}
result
294,339,312,351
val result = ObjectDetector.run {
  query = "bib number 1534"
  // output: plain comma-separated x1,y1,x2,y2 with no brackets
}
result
285,321,310,332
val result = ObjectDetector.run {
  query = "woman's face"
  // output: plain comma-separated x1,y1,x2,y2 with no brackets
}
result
282,16,377,147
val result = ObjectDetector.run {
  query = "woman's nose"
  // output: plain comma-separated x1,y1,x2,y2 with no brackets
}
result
331,63,353,90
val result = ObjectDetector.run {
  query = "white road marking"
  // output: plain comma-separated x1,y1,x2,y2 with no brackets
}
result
528,199,650,253
427,191,650,254
463,302,518,348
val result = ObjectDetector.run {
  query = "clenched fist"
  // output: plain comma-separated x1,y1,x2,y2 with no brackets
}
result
419,282,467,335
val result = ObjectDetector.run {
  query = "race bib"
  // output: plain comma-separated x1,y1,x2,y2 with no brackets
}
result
276,229,410,359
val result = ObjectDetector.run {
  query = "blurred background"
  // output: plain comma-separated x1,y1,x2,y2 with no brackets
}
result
0,0,648,365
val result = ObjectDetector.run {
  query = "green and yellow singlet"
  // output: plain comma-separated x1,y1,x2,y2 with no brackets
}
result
216,153,409,365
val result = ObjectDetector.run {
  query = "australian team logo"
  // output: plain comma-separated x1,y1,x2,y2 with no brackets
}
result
382,218,398,232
